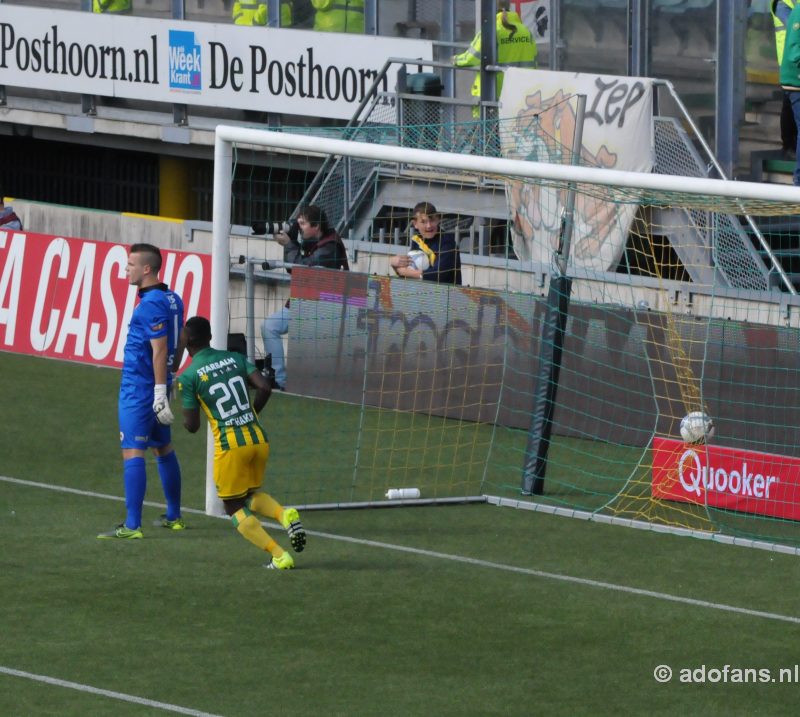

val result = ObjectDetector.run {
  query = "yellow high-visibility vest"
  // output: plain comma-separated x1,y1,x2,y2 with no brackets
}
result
453,10,537,104
93,0,131,14
233,0,293,26
311,0,365,34
772,0,797,65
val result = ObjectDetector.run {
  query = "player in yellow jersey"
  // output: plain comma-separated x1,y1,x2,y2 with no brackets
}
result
178,316,306,569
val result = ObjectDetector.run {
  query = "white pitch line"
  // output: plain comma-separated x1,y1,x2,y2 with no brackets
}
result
3,474,800,626
0,667,226,717
311,531,800,625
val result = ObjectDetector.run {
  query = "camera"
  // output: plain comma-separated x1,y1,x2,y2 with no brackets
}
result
251,219,300,241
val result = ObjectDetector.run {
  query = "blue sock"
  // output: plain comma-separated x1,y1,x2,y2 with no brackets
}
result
156,451,182,521
123,457,147,530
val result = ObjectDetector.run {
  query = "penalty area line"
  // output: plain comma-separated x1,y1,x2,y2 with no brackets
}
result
3,475,800,626
0,666,226,717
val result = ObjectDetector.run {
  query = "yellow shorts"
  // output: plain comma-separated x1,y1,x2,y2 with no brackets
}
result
213,442,270,500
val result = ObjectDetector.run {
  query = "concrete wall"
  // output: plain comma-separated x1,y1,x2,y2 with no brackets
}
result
14,199,187,250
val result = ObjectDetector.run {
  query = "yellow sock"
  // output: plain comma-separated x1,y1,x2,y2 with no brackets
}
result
246,492,283,521
232,509,284,557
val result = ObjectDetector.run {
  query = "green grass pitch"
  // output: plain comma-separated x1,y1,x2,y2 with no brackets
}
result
1,351,800,716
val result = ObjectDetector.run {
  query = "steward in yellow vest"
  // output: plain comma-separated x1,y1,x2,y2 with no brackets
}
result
453,1,537,115
233,0,293,26
311,0,364,33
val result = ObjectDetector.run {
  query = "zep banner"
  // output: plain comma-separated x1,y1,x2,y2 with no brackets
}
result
0,229,210,369
499,68,654,273
0,6,433,120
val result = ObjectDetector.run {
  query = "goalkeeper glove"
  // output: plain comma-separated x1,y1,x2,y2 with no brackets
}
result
153,384,174,425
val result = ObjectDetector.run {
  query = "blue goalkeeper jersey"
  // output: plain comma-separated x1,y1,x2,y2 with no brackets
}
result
120,283,184,402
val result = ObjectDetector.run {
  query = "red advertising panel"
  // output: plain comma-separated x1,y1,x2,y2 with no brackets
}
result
652,437,800,521
0,230,210,369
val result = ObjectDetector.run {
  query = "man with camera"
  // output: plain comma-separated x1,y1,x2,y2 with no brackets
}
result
261,204,348,391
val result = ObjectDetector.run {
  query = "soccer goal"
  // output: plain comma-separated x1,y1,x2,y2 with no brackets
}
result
211,120,800,553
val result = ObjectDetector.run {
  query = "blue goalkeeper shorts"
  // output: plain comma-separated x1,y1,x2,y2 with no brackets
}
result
118,396,172,450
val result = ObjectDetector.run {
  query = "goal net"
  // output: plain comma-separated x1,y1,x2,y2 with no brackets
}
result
210,115,800,552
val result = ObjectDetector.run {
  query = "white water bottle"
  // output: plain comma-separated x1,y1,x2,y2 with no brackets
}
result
385,488,421,500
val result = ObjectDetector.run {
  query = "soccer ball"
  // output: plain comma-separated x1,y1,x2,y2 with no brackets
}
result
679,411,715,444
407,249,430,272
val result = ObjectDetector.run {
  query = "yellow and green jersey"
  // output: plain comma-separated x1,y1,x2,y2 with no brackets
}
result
179,347,267,452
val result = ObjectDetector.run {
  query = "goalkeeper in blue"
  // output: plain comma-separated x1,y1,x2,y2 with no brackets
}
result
177,316,306,569
98,243,185,540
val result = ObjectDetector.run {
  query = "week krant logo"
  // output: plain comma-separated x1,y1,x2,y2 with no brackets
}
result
168,30,201,91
